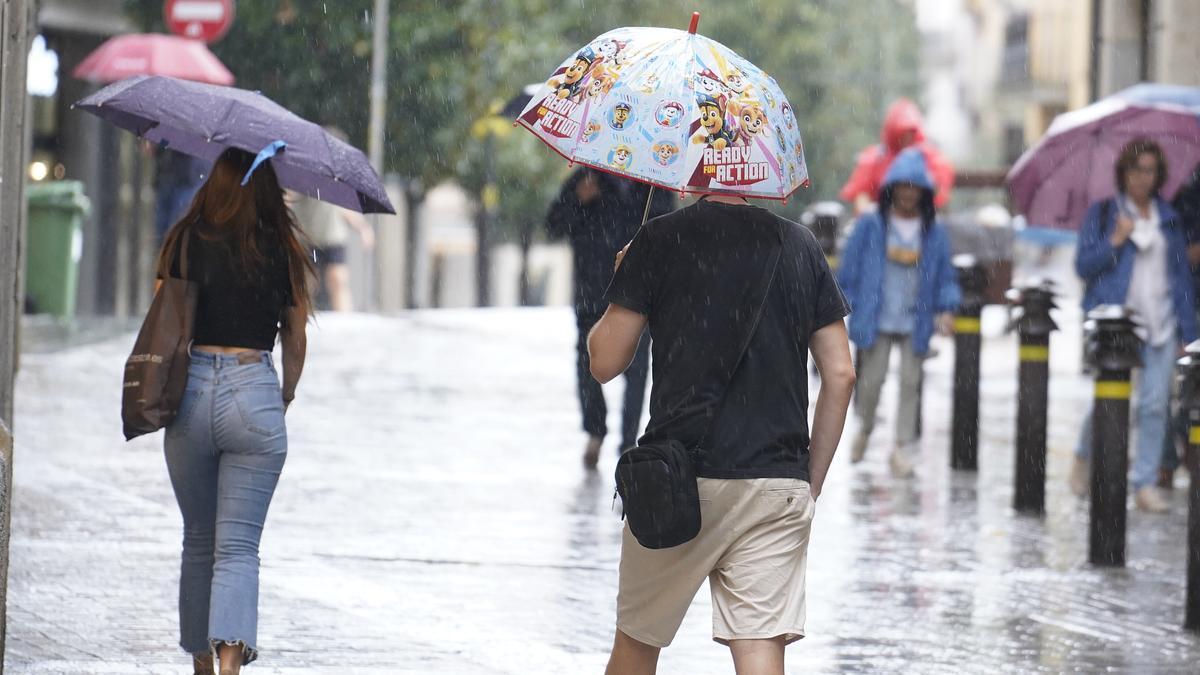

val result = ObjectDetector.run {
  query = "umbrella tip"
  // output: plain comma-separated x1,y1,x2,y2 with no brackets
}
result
688,11,700,34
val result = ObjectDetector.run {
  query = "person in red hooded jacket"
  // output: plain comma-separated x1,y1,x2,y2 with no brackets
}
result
840,99,955,215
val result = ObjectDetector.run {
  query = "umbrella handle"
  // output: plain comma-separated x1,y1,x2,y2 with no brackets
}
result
688,12,700,34
641,186,656,227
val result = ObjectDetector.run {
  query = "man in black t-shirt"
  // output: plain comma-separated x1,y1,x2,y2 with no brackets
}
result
588,196,855,673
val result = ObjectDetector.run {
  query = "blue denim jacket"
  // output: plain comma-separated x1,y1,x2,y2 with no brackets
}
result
1074,196,1198,344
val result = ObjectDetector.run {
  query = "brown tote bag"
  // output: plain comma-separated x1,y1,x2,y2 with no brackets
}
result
122,233,198,441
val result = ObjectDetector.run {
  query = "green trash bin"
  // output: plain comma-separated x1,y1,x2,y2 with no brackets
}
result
25,180,90,318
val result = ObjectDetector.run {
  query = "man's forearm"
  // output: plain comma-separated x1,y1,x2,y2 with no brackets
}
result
808,379,853,497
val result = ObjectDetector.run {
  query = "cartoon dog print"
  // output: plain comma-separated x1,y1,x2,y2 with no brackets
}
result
729,100,768,147
655,101,685,127
582,119,603,143
583,66,617,102
610,102,633,130
725,67,756,103
652,141,680,166
609,144,633,170
549,47,596,100
692,68,727,98
691,94,733,150
594,38,627,65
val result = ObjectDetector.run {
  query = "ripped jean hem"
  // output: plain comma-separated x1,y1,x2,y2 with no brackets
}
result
209,638,258,666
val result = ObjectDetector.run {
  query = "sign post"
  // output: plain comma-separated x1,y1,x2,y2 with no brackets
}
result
164,0,235,44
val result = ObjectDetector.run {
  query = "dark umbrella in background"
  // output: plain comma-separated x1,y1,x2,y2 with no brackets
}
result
74,75,394,214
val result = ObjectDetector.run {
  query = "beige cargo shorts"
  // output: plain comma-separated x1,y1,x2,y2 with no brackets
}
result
615,477,816,648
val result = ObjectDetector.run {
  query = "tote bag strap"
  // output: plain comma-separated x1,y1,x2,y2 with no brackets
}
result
174,227,192,281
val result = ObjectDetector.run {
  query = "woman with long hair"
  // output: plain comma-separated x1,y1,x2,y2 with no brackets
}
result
156,147,314,675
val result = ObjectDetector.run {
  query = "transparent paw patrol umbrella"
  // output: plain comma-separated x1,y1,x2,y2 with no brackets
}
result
515,12,809,212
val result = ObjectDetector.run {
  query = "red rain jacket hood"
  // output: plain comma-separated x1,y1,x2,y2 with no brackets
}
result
881,99,926,152
840,98,954,207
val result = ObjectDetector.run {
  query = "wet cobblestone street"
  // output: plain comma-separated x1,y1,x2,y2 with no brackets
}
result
6,307,1200,673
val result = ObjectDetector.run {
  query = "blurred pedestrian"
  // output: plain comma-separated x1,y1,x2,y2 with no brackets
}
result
837,148,961,477
1070,139,1197,513
287,191,374,311
156,148,314,675
589,194,855,673
546,167,674,467
1162,161,1200,487
153,146,209,244
839,98,955,215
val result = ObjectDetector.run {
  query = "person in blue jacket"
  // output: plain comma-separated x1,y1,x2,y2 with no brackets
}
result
1069,139,1198,513
837,147,961,477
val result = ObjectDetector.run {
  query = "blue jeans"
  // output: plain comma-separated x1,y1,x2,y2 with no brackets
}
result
1075,339,1175,490
164,349,287,663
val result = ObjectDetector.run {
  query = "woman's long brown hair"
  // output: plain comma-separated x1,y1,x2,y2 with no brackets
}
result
156,148,316,321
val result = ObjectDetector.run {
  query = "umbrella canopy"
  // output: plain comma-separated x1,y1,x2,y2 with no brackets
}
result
73,33,234,86
515,14,808,201
1115,82,1200,111
1007,92,1200,231
74,75,393,214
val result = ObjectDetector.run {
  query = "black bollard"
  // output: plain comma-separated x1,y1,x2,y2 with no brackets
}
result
951,255,986,471
1178,341,1200,632
1085,306,1143,567
1012,281,1058,514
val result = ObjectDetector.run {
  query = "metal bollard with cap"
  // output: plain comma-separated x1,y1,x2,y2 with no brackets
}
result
1085,305,1143,567
1010,280,1058,514
951,255,986,471
1177,340,1200,632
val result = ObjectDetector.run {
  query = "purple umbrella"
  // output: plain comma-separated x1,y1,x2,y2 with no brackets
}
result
1007,94,1200,231
73,75,394,214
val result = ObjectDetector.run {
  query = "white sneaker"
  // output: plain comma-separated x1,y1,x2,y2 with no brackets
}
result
1134,485,1169,513
1069,457,1090,497
850,432,869,464
889,449,915,478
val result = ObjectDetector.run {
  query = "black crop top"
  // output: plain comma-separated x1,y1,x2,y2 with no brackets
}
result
168,227,294,350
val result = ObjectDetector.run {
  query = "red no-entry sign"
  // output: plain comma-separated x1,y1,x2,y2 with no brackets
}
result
164,0,235,44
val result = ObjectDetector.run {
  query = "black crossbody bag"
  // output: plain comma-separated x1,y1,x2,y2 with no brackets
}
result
615,235,782,549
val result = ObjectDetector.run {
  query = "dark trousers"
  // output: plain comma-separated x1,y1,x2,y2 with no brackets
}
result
576,311,650,451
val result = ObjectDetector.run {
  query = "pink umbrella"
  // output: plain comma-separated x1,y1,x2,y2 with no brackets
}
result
73,33,234,86
1007,97,1200,231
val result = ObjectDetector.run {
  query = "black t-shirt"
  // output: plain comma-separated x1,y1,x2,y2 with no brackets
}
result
604,200,849,480
168,227,293,351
